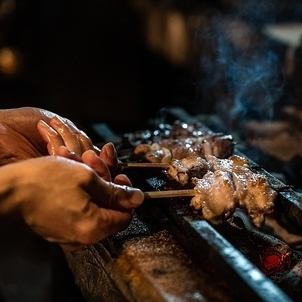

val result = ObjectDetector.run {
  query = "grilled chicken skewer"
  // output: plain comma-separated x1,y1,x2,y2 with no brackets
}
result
139,154,276,227
134,134,234,163
128,122,277,227
120,156,209,186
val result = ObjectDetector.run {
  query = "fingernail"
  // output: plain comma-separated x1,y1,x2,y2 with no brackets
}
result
84,149,96,158
128,188,144,207
115,174,132,186
38,120,52,142
38,120,58,136
50,116,64,128
38,119,49,130
104,142,117,161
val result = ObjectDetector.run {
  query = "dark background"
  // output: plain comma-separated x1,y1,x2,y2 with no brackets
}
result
1,0,302,131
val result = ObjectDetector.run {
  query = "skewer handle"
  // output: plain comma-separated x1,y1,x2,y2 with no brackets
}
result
120,162,170,169
144,189,196,199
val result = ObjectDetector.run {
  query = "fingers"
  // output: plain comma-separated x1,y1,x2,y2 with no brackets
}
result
82,150,111,181
87,176,144,211
93,208,132,241
82,168,143,211
106,182,144,210
61,207,132,250
114,174,132,186
50,117,82,156
37,118,121,182
37,120,64,155
38,117,98,158
55,146,82,162
36,204,133,252
99,142,118,174
78,130,94,152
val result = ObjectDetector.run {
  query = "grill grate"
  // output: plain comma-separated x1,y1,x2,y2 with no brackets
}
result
67,107,302,302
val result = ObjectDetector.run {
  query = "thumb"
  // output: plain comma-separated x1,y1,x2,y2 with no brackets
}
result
86,175,144,211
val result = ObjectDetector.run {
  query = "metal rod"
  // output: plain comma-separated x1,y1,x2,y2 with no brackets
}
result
144,189,196,199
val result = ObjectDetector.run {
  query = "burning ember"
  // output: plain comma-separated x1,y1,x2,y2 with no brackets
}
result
261,245,291,276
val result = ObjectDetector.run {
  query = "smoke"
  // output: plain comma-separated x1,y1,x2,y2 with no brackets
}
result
234,1,277,26
197,3,286,125
216,34,283,121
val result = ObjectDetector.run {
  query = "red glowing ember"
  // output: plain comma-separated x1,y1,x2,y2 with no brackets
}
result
261,245,291,275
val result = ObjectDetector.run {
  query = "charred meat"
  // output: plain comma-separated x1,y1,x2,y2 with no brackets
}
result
130,122,276,227
134,143,172,163
134,134,234,163
191,155,276,227
167,156,209,185
192,170,237,223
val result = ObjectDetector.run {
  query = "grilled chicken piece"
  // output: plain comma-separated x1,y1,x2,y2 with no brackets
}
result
228,155,247,166
191,171,236,222
194,154,276,227
232,165,276,227
134,135,234,163
133,122,275,227
210,135,235,158
134,143,172,163
167,156,209,185
161,135,234,159
206,154,247,171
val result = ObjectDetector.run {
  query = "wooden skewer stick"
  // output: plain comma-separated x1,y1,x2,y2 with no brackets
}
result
120,162,170,169
144,189,196,199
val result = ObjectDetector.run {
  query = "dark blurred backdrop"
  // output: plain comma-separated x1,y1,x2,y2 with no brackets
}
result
1,0,302,131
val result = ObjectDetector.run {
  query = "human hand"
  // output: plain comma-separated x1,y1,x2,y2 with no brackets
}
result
0,106,116,174
37,116,119,180
0,156,144,251
37,116,99,158
0,107,90,165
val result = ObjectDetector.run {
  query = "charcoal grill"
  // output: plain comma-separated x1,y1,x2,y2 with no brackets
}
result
66,108,302,302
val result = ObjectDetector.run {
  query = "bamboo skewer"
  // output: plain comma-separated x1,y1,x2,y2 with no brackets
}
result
144,189,196,199
120,163,195,199
120,162,170,169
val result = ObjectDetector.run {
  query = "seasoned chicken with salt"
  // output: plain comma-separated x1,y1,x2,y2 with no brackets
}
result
167,156,209,185
131,122,276,227
191,155,276,226
191,171,236,223
134,135,234,163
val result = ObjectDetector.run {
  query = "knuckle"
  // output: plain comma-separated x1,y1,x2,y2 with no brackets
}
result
100,210,113,226
79,131,91,142
69,132,78,141
74,219,98,245
79,168,95,185
66,119,77,129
